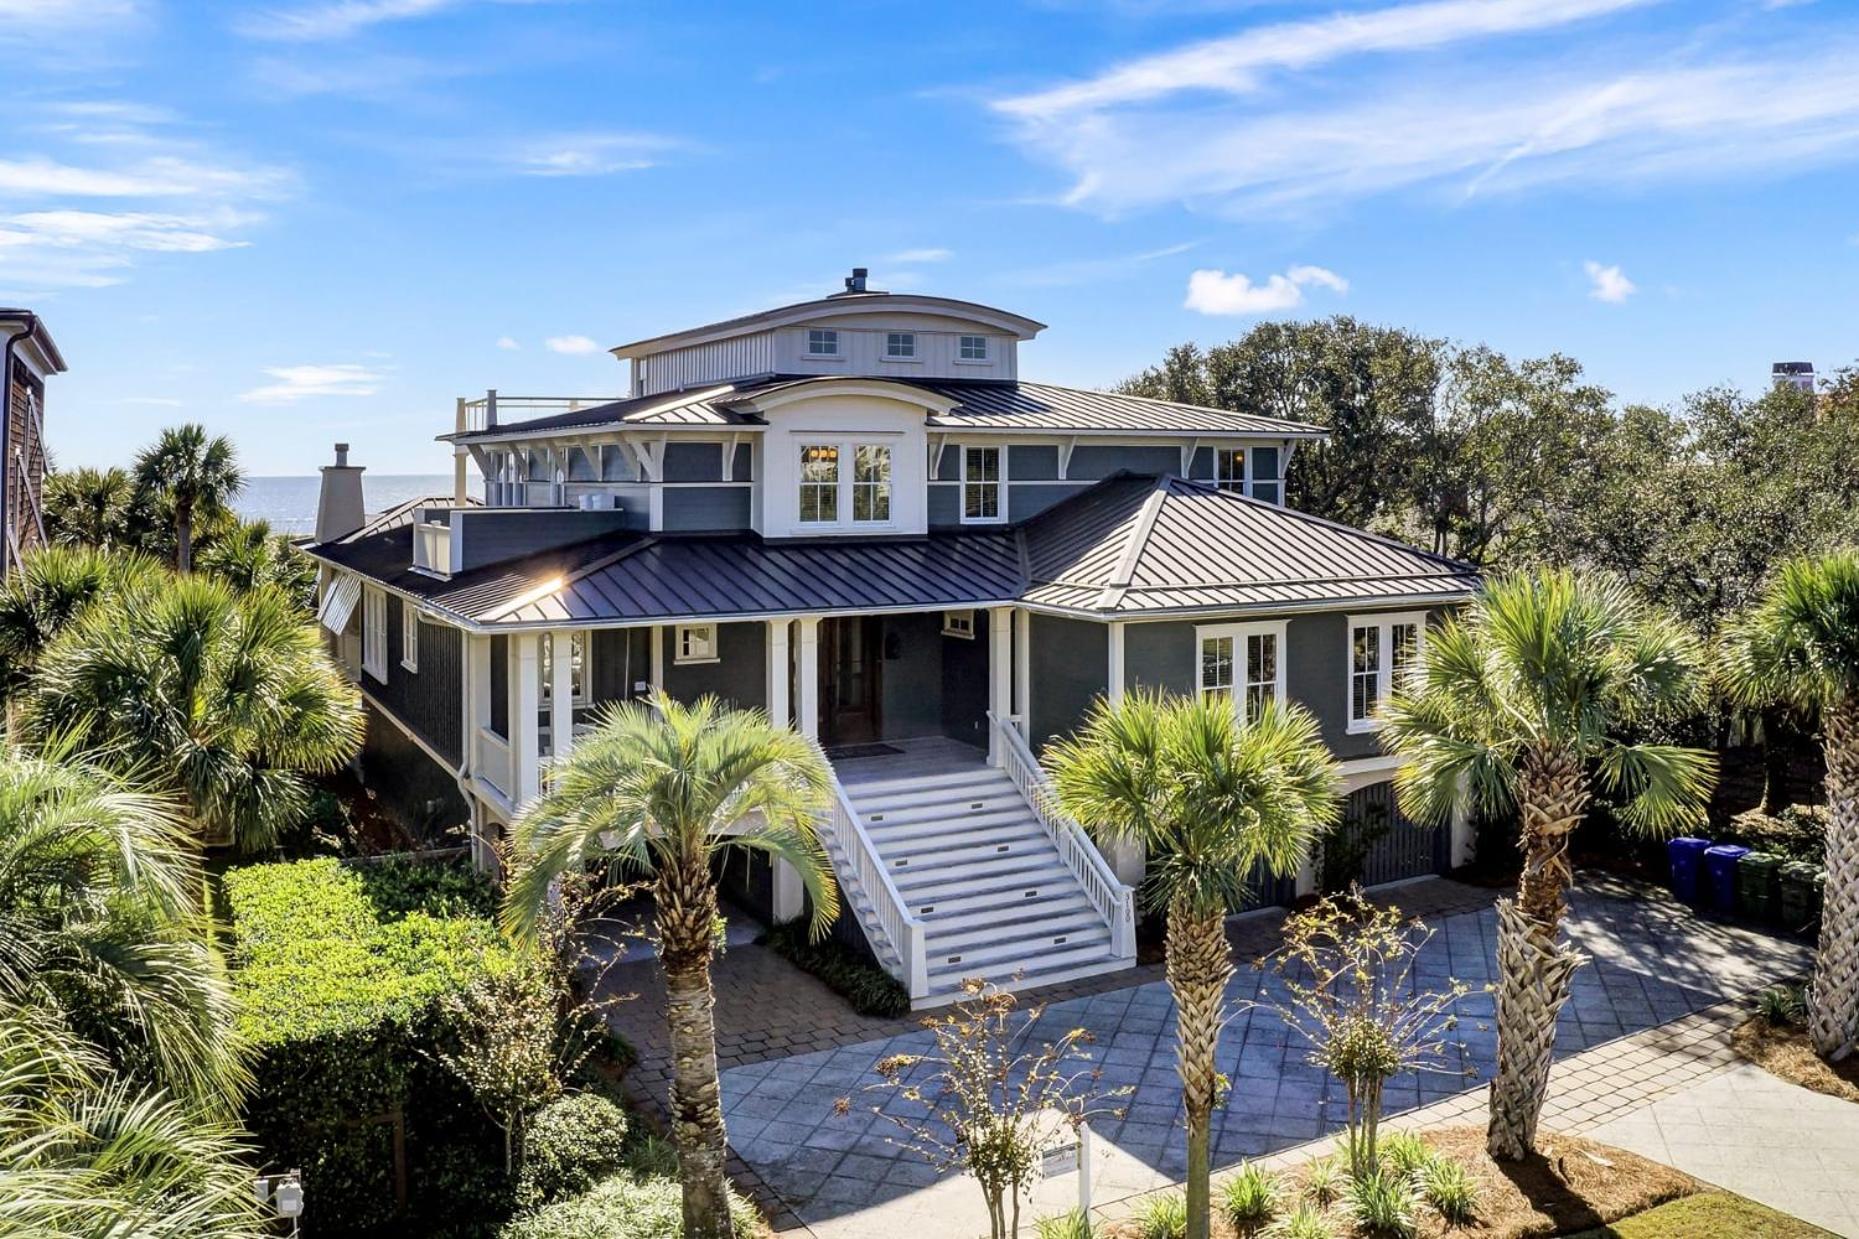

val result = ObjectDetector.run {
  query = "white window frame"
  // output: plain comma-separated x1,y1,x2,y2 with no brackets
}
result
362,586,388,684
960,444,1005,525
1249,445,1284,505
1346,611,1428,733
401,603,419,673
957,334,989,362
883,331,917,360
540,630,593,707
797,438,896,530
806,328,840,357
674,623,719,665
942,609,977,639
1195,620,1287,725
798,443,841,524
1214,448,1245,493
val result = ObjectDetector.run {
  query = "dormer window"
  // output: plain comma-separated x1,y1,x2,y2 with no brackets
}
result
798,440,893,527
958,335,989,361
884,332,916,359
807,329,839,356
799,444,840,522
961,445,1003,523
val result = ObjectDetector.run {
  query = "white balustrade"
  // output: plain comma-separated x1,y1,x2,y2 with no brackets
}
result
473,727,512,799
989,713,1138,961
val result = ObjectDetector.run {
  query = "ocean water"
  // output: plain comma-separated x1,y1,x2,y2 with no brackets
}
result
235,475,458,535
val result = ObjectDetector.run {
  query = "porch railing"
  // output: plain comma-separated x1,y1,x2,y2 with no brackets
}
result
459,390,623,434
473,726,512,799
805,735,929,1000
988,712,1137,961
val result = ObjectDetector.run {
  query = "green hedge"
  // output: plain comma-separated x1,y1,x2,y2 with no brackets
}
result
498,1171,760,1239
759,919,910,1017
225,857,514,1236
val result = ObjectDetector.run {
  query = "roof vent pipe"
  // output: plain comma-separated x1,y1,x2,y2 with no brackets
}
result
845,267,868,294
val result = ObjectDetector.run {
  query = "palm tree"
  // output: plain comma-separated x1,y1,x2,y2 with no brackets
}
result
0,545,157,726
196,519,318,611
1381,570,1713,1160
0,1006,263,1239
24,574,364,852
502,694,837,1239
43,465,136,550
0,748,246,1110
1723,550,1859,1057
133,424,244,572
1048,692,1340,1239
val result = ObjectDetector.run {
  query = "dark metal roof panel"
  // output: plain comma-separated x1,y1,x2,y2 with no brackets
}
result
919,381,1325,437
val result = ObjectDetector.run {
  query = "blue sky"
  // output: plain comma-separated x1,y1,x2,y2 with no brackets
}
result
7,0,1858,475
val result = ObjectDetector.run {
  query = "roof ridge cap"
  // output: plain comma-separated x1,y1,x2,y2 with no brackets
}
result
1189,482,1475,573
1096,474,1172,606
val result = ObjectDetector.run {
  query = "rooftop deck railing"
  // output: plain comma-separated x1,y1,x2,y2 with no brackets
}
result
458,389,624,434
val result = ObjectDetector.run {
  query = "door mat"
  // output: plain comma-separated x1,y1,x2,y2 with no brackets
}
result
824,743,904,760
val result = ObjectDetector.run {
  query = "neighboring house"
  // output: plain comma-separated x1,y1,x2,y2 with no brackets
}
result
0,311,65,580
305,270,1480,1005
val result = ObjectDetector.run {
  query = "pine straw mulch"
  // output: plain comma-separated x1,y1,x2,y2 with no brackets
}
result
1104,1126,1700,1239
1732,1016,1859,1104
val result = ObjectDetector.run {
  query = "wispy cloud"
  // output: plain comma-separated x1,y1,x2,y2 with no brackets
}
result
1184,264,1348,314
239,363,386,403
1584,260,1636,302
545,335,600,355
237,0,477,41
496,335,520,350
885,247,953,264
0,0,139,30
514,132,677,177
991,0,1859,217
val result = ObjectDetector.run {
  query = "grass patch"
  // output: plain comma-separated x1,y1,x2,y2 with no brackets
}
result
1732,1016,1859,1104
1560,1189,1832,1238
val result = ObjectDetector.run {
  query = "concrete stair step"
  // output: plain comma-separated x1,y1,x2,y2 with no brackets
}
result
884,835,1060,877
927,911,1109,954
927,940,1118,988
869,816,1044,851
894,856,1071,899
861,794,1027,828
929,924,1111,973
917,888,1093,921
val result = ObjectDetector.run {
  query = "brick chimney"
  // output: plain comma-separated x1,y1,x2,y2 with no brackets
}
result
315,443,366,544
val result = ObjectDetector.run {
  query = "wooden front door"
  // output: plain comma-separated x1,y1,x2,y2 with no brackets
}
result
820,616,882,747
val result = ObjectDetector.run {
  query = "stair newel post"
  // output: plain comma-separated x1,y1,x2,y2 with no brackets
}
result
907,923,929,1000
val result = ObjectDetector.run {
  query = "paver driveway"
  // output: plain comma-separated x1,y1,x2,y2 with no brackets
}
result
717,876,1810,1233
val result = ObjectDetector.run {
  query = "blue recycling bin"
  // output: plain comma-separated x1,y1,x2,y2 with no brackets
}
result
1704,844,1750,913
1668,836,1712,905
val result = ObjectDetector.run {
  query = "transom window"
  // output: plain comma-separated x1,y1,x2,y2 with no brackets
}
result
674,624,718,664
1197,621,1286,724
942,610,976,639
884,332,915,358
799,441,894,527
807,328,839,356
540,631,590,705
958,334,988,361
961,445,1003,523
1347,612,1426,732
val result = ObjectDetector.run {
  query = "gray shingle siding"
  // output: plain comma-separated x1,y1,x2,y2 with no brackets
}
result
660,622,767,711
662,486,752,531
1008,482,1093,523
1029,613,1107,749
1007,444,1060,480
664,441,726,483
371,596,464,767
939,617,989,747
1067,444,1178,480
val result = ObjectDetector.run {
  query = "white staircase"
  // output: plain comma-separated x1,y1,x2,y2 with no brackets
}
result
826,730,1137,1006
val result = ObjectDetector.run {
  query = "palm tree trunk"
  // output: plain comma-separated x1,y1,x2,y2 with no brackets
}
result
1167,895,1231,1239
1809,702,1859,1057
1487,747,1589,1161
176,504,194,573
658,860,733,1238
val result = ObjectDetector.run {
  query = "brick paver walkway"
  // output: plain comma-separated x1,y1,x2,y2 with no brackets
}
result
707,875,1809,1237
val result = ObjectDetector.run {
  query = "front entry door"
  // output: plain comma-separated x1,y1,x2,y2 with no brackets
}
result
820,616,882,747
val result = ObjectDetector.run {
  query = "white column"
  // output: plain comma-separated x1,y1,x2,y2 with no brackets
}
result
1106,621,1127,706
766,619,791,728
549,630,574,767
988,607,1012,765
511,632,542,805
795,617,821,739
1012,607,1031,731
648,624,665,697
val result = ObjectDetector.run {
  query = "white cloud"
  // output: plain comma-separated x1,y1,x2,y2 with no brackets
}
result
0,0,138,28
1184,264,1348,315
545,335,600,355
991,2,1859,218
237,0,469,41
514,133,676,177
1583,260,1636,303
0,210,248,253
239,363,386,403
496,335,520,350
885,247,953,264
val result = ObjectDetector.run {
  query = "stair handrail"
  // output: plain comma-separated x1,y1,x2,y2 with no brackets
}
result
988,713,1138,961
804,735,930,999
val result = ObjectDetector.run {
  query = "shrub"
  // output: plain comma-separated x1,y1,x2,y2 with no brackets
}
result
759,919,909,1016
1135,1191,1188,1239
1221,1161,1281,1232
1756,983,1807,1028
1264,1203,1337,1239
624,1130,680,1181
225,856,515,1233
516,1094,630,1211
1728,804,1828,863
497,1171,759,1239
1033,1208,1097,1239
1378,1130,1434,1178
1413,1155,1479,1225
1301,1155,1343,1209
1344,1169,1419,1239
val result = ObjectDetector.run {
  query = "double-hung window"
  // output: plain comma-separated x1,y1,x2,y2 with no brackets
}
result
798,440,893,527
1209,446,1283,503
798,444,840,523
1347,612,1426,732
540,631,590,706
1214,448,1245,492
362,586,387,683
1196,621,1286,724
807,328,839,356
401,603,419,673
961,445,1003,523
884,332,915,358
852,445,892,522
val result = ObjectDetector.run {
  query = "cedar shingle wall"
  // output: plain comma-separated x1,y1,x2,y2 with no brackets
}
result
5,375,45,565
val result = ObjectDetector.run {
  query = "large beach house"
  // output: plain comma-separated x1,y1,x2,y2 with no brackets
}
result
307,271,1479,1004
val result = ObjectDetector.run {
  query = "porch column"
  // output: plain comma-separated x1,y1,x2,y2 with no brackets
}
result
1106,621,1126,706
1012,607,1031,734
1103,620,1145,886
549,630,574,768
648,624,664,697
795,617,821,739
467,634,492,743
510,632,542,805
766,619,791,728
988,607,1012,765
